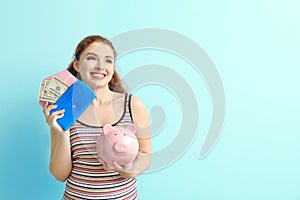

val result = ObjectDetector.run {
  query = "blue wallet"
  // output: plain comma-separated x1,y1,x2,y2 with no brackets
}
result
50,80,96,130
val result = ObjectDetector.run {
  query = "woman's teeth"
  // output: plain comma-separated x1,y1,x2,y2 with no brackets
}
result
91,73,105,79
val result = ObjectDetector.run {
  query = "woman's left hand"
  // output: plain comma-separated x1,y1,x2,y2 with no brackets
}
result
112,152,152,179
113,161,137,179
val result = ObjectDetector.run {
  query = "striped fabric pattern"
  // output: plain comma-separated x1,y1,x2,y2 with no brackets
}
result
63,94,138,200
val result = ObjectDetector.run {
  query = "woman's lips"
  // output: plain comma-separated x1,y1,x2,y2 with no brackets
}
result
90,72,106,80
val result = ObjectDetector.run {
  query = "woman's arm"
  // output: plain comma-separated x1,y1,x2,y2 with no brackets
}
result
43,103,72,182
49,128,72,182
114,96,152,178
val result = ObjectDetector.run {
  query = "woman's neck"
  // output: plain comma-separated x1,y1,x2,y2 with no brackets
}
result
93,87,113,105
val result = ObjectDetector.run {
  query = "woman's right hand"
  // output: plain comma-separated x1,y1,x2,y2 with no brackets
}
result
43,102,69,135
98,159,115,172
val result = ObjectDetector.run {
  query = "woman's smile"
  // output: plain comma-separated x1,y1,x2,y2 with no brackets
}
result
90,71,107,80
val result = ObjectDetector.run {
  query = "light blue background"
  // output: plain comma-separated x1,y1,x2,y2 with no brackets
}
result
1,0,300,199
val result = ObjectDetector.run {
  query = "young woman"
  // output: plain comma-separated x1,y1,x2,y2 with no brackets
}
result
43,35,152,200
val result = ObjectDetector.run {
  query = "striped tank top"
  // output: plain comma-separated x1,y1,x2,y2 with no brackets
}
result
63,93,138,200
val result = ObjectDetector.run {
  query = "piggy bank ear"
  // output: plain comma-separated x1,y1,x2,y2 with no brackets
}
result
103,124,114,135
126,123,136,133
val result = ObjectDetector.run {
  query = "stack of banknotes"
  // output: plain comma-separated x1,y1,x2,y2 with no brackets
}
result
38,70,77,106
39,76,70,103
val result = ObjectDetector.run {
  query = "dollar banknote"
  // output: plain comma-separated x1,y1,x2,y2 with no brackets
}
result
39,76,69,103
45,76,69,97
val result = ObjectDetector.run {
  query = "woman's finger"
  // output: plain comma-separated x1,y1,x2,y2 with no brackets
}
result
50,109,65,116
99,160,106,169
46,109,64,126
47,104,58,114
42,102,49,115
48,110,64,123
43,104,57,116
99,160,113,172
113,161,124,171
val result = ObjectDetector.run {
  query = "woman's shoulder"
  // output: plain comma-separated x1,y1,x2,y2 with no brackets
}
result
130,95,145,108
129,95,150,125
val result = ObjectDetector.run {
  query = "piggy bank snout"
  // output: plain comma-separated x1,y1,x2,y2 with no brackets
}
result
114,142,129,153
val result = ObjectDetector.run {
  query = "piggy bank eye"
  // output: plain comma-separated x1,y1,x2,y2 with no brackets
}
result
124,134,126,136
114,133,117,136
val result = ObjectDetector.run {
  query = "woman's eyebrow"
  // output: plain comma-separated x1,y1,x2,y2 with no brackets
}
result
105,55,113,59
86,52,113,59
85,52,98,57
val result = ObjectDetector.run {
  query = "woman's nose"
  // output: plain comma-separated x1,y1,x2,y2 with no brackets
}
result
95,60,106,70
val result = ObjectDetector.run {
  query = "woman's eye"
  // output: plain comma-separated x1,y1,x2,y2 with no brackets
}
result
87,56,96,61
106,59,113,64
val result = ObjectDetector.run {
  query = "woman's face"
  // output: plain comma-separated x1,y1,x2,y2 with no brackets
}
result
74,42,115,89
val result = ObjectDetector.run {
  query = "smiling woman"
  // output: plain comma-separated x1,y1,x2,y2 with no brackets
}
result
67,36,125,94
72,42,115,90
42,35,152,200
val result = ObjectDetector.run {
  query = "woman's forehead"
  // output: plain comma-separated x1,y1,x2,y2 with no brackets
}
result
84,42,114,56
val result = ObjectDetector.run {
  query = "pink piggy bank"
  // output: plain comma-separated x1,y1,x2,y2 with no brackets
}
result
96,124,139,169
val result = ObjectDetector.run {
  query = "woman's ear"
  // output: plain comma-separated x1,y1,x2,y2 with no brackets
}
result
73,59,79,72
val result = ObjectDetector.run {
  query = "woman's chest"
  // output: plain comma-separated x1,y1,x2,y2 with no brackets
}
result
78,98,125,126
